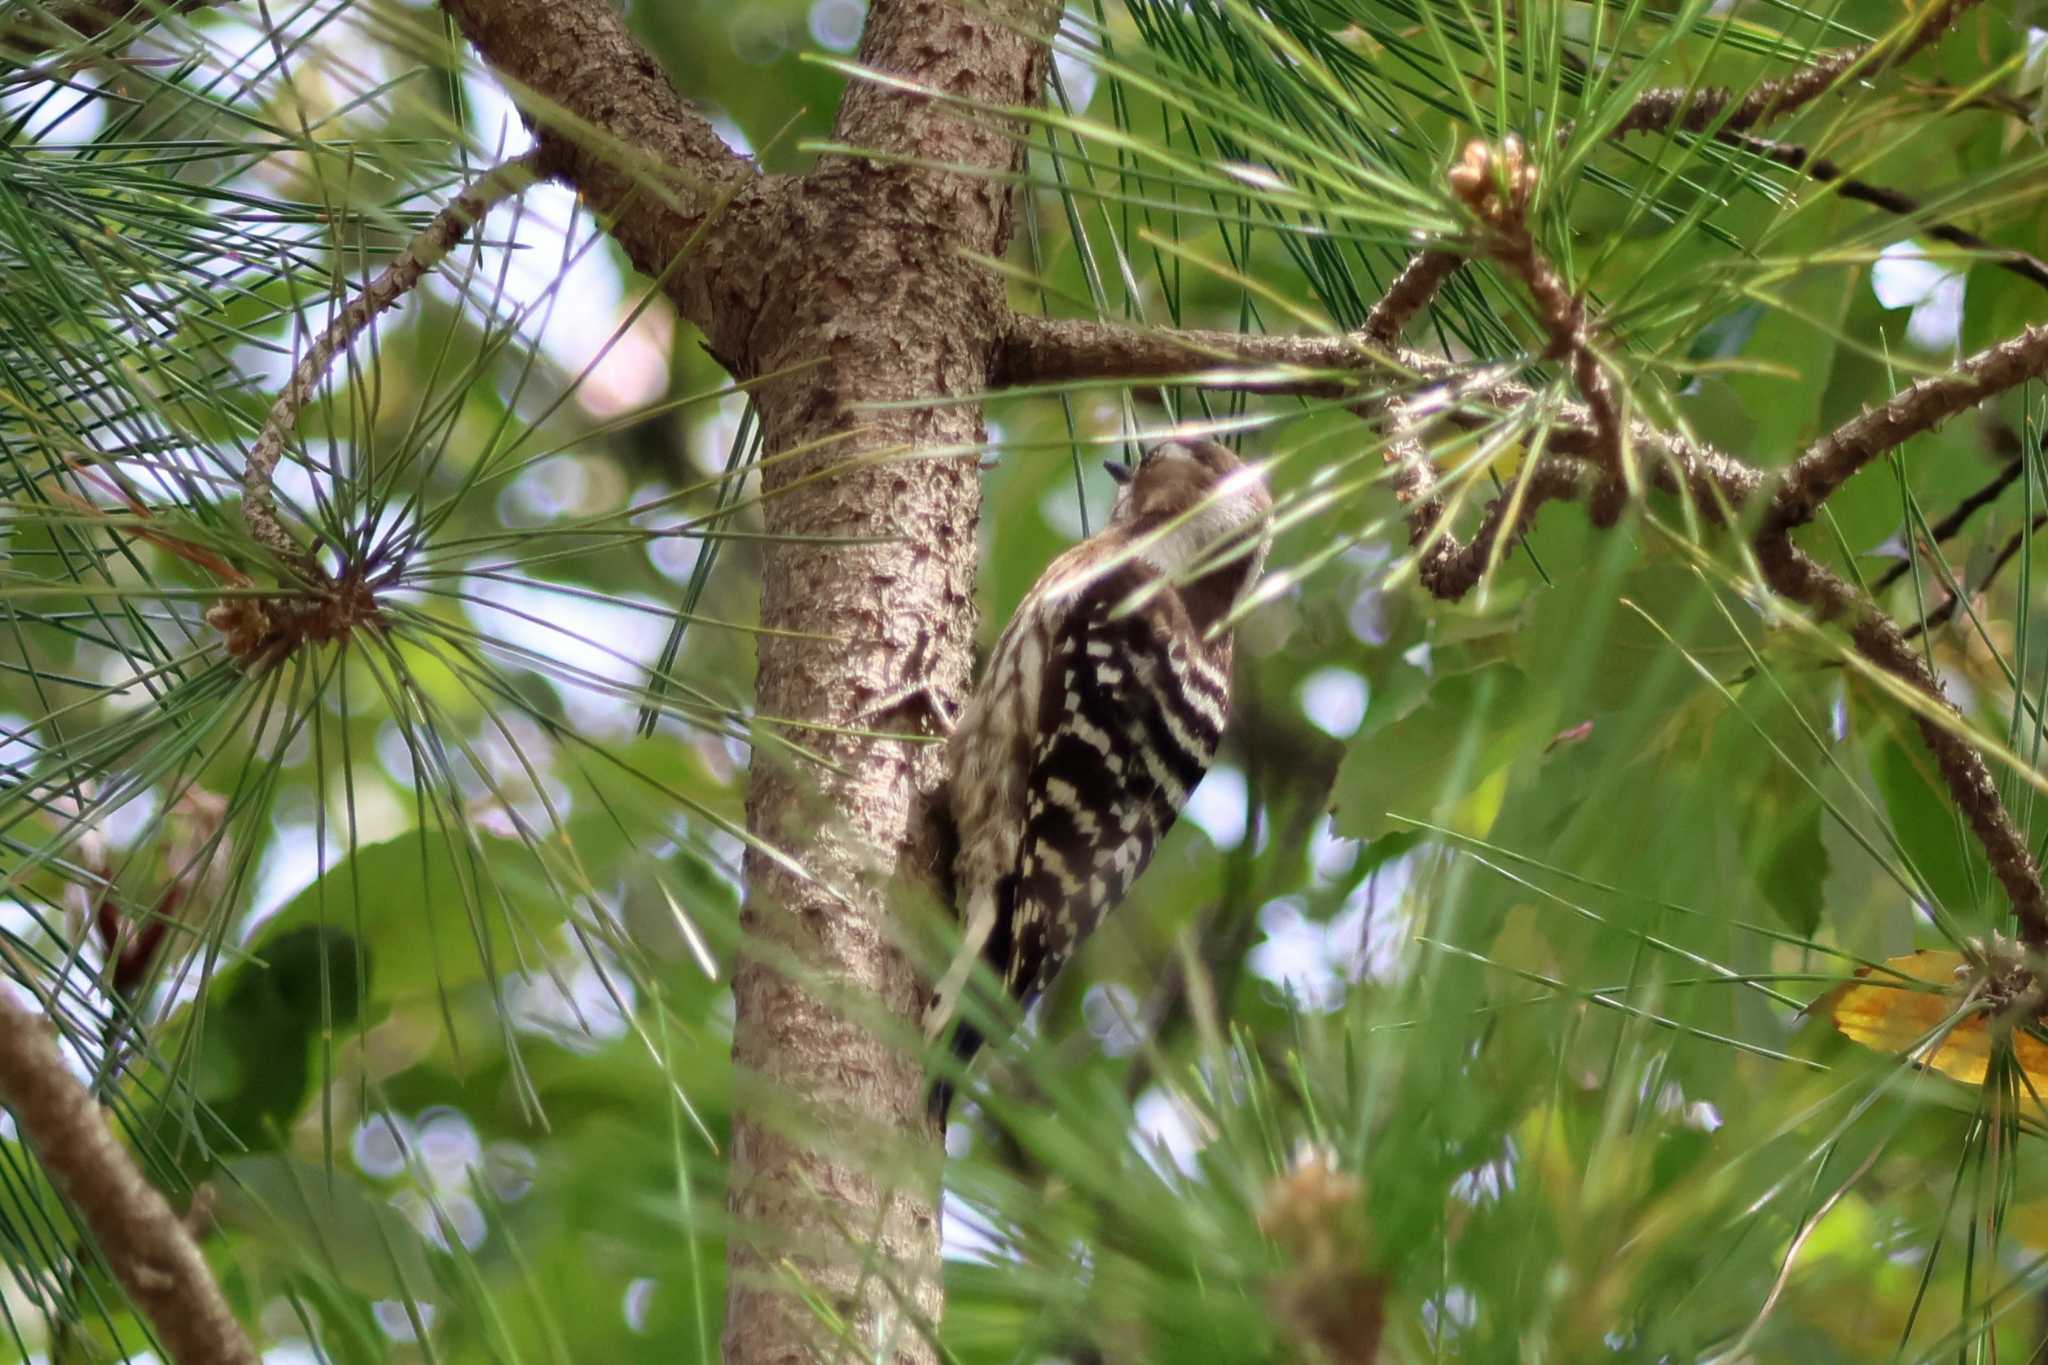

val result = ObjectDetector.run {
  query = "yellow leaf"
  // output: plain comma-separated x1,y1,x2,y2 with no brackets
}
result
1826,950,2048,1096
1429,428,1525,485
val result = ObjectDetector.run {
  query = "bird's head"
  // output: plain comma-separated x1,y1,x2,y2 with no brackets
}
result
1103,439,1272,587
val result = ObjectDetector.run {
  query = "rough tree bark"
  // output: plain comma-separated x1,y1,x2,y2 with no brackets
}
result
439,1,1058,1361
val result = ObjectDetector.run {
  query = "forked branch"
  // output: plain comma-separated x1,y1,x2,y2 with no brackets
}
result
1445,136,1625,478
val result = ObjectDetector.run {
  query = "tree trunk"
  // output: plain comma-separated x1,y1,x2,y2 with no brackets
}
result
723,8,1045,1359
440,1,1056,1359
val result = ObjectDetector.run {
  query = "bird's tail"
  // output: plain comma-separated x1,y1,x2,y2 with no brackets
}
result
926,1017,987,1129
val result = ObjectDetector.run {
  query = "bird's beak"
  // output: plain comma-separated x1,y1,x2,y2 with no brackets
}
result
1103,459,1134,485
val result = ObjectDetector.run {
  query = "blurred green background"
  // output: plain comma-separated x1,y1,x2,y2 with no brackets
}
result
4,0,2048,1360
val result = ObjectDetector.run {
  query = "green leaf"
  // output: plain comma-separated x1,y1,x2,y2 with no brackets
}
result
1333,664,1542,840
1746,797,1827,936
194,926,366,1149
1871,731,1991,920
215,1154,434,1301
260,829,563,1005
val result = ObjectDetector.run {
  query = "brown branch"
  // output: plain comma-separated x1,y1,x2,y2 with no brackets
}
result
1447,137,1625,478
1412,454,1589,601
1613,0,1985,138
995,311,1386,395
439,0,769,343
0,0,225,66
0,985,257,1365
996,310,1766,515
1756,533,2048,946
1772,323,2048,530
1724,134,2048,298
1377,348,1588,600
241,149,549,566
1373,137,1635,594
1551,414,1763,516
1363,250,1462,347
1360,237,1584,599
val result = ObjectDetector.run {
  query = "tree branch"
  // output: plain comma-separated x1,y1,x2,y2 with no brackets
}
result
1412,453,1588,601
1723,134,2048,298
995,311,1388,394
1772,323,2048,529
1447,137,1625,477
1363,249,1462,347
0,984,257,1365
438,0,770,340
239,149,548,569
0,0,224,65
1755,533,2048,946
1612,0,1985,138
996,310,1767,514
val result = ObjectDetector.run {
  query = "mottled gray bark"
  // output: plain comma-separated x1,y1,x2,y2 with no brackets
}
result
440,2,1057,1361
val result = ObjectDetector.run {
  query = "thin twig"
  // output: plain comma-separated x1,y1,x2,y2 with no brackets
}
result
1873,454,2023,595
1706,1145,1885,1364
1724,134,2048,298
1899,79,2038,127
1612,0,1984,138
0,984,258,1364
241,148,551,567
1902,511,2048,641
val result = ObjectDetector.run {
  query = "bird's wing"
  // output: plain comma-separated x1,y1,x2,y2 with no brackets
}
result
994,561,1229,1006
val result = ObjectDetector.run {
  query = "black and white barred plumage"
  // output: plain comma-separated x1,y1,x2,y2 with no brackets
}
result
926,438,1272,1122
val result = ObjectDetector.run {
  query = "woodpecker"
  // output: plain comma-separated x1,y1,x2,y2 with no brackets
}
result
926,438,1272,1123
